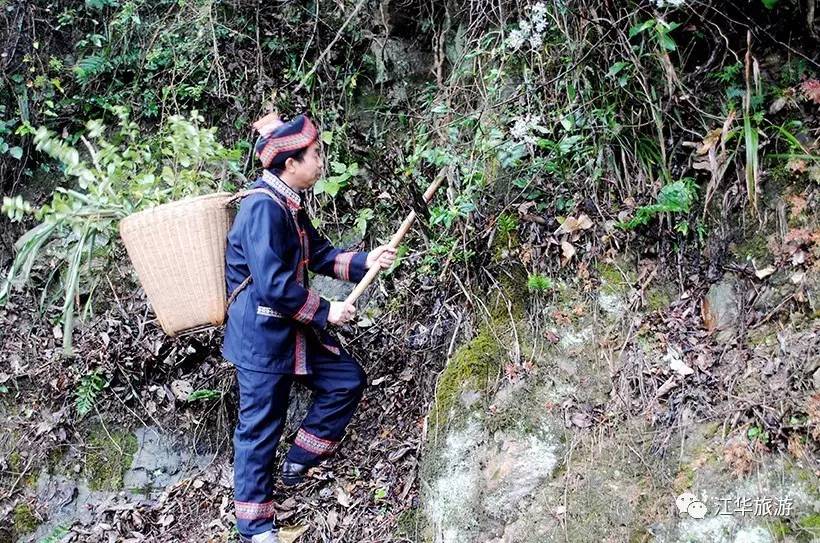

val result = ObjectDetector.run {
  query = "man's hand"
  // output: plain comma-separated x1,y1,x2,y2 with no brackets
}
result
366,245,398,270
328,301,356,325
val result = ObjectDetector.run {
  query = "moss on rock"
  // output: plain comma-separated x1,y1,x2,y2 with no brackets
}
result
731,232,774,265
429,263,535,432
428,326,503,430
13,503,38,536
645,283,674,312
490,264,529,322
768,518,791,541
596,260,637,296
395,507,421,538
798,513,820,541
84,426,137,491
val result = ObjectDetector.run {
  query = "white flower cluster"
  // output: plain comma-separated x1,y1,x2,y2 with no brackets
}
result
509,114,548,145
653,0,685,6
505,2,549,52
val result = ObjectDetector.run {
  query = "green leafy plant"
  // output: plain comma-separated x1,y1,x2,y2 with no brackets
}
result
39,524,70,543
527,273,553,292
420,236,474,273
315,161,359,196
75,371,106,417
0,105,23,160
383,244,408,275
629,19,681,51
617,178,697,230
373,487,388,502
430,194,476,229
710,62,743,84
0,107,242,355
1,195,34,221
187,389,222,402
747,425,770,444
607,61,631,87
496,213,518,236
355,208,374,237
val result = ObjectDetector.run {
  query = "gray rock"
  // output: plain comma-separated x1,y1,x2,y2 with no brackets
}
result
369,37,433,84
123,426,212,493
703,275,741,342
311,274,356,302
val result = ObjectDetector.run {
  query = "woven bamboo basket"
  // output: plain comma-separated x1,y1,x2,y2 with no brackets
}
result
119,192,240,336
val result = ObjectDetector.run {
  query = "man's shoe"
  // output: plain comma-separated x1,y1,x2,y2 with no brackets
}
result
239,530,279,543
280,460,309,486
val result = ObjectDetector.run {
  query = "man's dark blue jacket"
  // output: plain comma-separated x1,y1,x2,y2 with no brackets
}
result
222,171,368,375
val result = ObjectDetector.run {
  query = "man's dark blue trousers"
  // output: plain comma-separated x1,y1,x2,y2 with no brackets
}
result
232,332,366,536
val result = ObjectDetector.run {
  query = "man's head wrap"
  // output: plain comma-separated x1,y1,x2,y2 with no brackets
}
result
253,113,319,169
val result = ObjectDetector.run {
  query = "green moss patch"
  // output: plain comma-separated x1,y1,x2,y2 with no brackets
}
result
768,518,791,541
394,507,421,538
490,265,529,322
798,514,820,540
731,232,774,265
427,264,532,430
13,503,39,536
429,326,503,430
84,426,137,491
644,283,674,312
595,259,637,296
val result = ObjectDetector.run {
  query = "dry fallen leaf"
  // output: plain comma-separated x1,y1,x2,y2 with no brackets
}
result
754,265,776,279
569,412,593,428
786,158,807,174
560,240,576,265
554,214,593,235
278,524,309,543
697,127,722,155
326,510,339,532
800,79,820,104
769,96,788,114
669,357,694,376
664,347,694,376
787,194,808,217
701,298,716,332
170,380,193,402
335,486,351,508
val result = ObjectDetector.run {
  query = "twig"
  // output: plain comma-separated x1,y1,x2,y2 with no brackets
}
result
1,452,35,501
750,293,795,330
294,0,367,93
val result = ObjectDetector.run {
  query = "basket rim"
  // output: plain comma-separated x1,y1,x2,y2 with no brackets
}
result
119,191,235,229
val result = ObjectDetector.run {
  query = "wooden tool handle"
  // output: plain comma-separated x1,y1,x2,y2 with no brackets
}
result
344,168,448,305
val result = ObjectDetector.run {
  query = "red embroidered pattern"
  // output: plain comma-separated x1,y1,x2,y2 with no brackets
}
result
293,290,320,324
294,329,307,375
262,170,301,210
333,252,355,281
294,428,339,455
297,226,309,285
258,120,318,169
235,500,276,520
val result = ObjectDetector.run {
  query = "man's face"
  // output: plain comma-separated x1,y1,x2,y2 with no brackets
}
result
287,141,324,189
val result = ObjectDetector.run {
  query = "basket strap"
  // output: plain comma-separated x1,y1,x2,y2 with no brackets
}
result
227,275,253,308
225,187,279,308
225,187,277,206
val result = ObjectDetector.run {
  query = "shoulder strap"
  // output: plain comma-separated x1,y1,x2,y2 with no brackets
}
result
225,187,281,308
225,187,276,206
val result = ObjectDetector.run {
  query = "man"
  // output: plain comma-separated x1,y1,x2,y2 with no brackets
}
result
222,113,396,543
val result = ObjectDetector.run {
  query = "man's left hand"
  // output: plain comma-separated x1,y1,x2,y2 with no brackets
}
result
366,245,398,270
